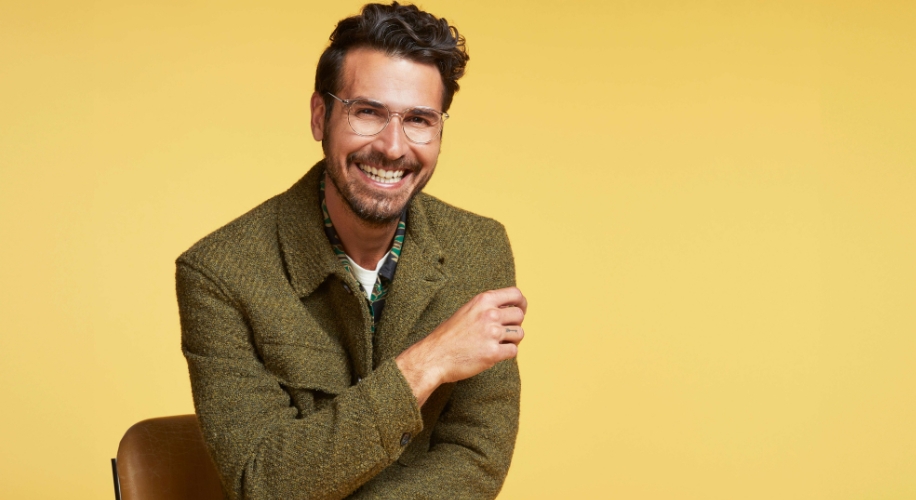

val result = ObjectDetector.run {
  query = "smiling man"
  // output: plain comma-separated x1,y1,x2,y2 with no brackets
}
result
175,3,526,499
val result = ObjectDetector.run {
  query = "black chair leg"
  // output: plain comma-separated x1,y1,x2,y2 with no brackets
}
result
111,458,122,500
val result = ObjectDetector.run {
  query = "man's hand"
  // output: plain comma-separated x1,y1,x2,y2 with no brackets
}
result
395,287,527,406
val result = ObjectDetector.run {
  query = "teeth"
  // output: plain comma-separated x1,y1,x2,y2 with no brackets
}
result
358,163,405,184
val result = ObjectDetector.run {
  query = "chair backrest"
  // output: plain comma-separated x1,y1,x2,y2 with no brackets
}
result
115,414,225,500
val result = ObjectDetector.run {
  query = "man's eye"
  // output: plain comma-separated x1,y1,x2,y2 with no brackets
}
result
354,107,381,117
405,114,434,127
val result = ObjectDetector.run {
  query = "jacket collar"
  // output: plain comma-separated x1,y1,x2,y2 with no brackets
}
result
278,161,343,298
277,161,446,302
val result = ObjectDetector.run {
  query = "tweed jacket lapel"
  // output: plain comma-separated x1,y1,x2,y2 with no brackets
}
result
374,195,447,364
277,162,347,299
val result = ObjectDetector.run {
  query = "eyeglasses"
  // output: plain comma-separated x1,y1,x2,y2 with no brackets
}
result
327,92,449,145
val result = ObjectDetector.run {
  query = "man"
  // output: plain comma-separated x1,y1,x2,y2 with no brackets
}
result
176,3,526,499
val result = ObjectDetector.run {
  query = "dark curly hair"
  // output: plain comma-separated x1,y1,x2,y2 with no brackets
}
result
315,2,469,120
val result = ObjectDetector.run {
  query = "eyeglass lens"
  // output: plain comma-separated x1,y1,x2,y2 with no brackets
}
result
346,99,443,143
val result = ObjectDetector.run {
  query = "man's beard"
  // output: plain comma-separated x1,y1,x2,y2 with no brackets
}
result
324,150,426,226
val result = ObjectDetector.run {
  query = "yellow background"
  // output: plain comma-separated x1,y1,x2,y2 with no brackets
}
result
1,1,914,498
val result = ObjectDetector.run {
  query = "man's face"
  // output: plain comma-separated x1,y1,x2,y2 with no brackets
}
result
311,47,445,225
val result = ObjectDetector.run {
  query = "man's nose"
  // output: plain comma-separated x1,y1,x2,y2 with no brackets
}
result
373,115,410,160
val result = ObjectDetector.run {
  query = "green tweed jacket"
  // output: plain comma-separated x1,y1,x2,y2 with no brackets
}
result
176,162,520,500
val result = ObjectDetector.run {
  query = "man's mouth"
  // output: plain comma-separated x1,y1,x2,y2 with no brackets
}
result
357,163,407,184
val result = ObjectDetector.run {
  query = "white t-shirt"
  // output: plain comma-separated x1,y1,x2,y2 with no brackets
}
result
345,253,387,300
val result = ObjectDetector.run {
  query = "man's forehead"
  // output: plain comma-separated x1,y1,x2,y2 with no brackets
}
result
339,47,444,110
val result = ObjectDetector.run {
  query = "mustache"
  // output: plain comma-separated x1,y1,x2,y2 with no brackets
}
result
347,151,421,172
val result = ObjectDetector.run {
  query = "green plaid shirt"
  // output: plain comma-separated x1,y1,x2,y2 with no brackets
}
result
320,178,406,332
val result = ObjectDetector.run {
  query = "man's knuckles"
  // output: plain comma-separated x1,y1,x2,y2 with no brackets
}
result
471,290,494,307
483,308,501,323
483,341,507,363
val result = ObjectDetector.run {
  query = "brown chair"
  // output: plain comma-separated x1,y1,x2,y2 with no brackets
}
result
112,414,225,500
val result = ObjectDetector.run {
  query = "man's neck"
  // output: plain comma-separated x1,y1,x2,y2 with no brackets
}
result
324,173,399,269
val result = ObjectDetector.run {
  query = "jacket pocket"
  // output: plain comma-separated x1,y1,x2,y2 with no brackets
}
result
259,343,353,395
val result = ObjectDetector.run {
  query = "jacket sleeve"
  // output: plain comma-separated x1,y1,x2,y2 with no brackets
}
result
350,222,522,499
176,260,424,500
350,359,520,499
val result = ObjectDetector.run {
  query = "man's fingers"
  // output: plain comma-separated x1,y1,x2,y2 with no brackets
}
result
497,341,519,360
500,326,524,345
498,305,525,326
483,287,527,312
518,293,527,314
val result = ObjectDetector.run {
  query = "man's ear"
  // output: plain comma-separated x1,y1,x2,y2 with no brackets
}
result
310,92,326,141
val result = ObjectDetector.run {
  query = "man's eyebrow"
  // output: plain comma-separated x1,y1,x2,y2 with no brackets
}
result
408,107,439,117
350,97,386,107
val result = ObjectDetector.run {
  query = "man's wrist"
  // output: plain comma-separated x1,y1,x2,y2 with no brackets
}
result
395,348,441,407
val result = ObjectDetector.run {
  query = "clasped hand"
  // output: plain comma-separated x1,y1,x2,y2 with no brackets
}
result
395,287,527,406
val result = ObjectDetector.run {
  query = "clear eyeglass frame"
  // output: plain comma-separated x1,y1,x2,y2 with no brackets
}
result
326,92,449,145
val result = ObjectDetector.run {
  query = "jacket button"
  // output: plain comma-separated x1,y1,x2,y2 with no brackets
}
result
400,433,411,447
